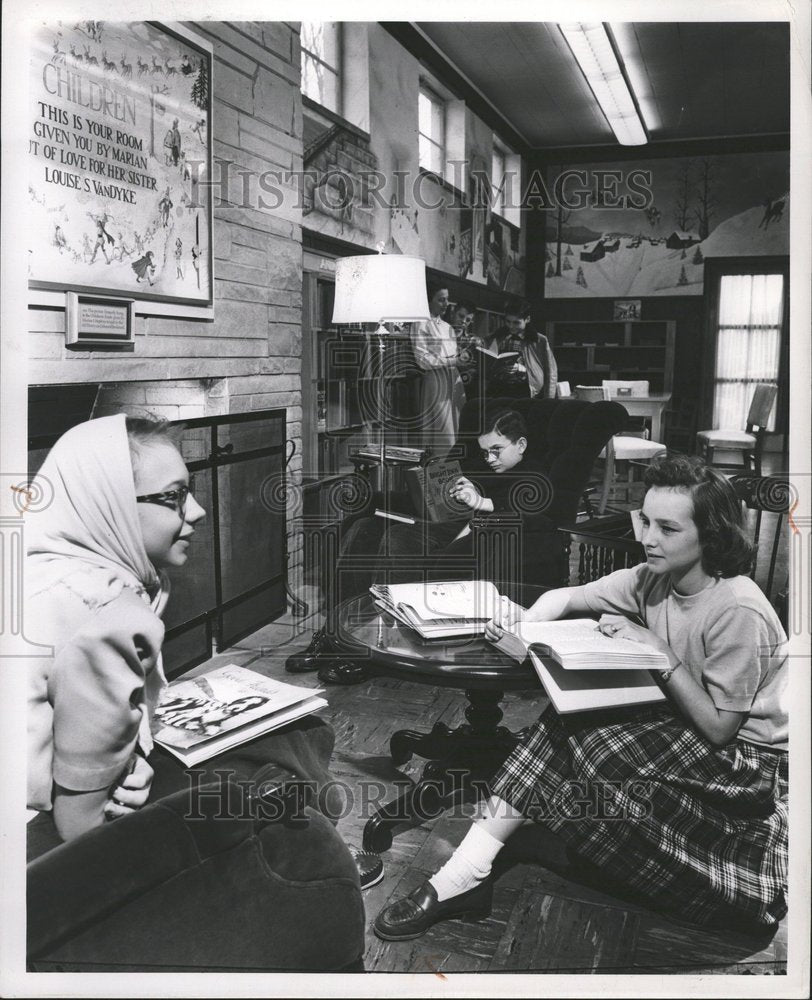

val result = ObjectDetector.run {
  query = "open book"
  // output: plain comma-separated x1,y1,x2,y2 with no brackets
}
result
491,618,670,670
476,346,519,361
370,580,500,639
490,619,666,713
153,664,327,766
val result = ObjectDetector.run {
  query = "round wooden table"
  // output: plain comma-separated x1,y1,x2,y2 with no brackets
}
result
334,594,542,852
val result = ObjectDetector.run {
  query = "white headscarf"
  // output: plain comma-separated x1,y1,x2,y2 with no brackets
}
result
26,414,171,763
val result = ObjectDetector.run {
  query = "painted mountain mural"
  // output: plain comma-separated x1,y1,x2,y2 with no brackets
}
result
544,151,788,298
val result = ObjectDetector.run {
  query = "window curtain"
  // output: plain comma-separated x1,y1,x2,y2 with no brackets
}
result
713,273,783,430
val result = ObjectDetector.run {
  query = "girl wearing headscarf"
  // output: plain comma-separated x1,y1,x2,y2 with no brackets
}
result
25,415,338,847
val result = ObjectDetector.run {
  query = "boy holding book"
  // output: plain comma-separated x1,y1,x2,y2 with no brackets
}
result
294,409,552,685
376,408,551,593
374,454,788,939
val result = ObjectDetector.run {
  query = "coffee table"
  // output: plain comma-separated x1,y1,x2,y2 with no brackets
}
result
333,594,541,852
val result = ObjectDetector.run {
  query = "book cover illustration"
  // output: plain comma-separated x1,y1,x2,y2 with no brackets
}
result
153,665,321,750
404,460,470,523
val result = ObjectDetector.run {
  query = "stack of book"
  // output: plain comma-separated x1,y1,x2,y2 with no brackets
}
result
370,580,501,639
489,618,667,713
153,664,327,766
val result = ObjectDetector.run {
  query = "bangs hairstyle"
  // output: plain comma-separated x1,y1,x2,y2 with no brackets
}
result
481,409,527,444
125,416,184,474
643,454,753,578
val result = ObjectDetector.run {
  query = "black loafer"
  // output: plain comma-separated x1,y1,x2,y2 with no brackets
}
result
353,850,384,890
373,879,492,941
317,661,368,685
285,629,343,673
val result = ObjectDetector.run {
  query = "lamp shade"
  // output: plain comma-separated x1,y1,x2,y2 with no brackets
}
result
332,255,431,325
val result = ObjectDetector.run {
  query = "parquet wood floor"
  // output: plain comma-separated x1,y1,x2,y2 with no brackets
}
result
189,602,788,976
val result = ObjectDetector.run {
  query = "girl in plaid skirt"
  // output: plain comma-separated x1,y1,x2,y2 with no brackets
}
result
375,455,789,941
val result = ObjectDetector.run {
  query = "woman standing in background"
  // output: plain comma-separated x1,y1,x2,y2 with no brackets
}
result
411,282,466,458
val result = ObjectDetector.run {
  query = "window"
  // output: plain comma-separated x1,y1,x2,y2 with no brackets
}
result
712,272,783,431
301,21,340,114
491,141,507,216
418,85,445,174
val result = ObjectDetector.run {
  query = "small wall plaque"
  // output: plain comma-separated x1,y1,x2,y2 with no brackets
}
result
65,292,135,348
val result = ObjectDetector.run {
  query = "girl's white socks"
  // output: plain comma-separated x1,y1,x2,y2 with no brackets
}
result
428,822,505,902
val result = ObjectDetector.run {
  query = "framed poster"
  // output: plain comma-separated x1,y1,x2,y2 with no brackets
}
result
28,21,213,308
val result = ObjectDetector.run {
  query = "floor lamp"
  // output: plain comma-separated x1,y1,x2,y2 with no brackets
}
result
331,253,430,473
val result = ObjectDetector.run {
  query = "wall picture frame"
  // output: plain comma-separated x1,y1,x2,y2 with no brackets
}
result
613,299,642,320
28,21,213,310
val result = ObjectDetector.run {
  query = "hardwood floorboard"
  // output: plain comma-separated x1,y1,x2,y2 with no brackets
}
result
191,540,788,975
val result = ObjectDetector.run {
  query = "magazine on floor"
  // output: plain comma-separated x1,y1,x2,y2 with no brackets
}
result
153,664,327,766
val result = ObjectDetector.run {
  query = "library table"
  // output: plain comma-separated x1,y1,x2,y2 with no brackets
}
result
610,392,672,443
333,594,540,853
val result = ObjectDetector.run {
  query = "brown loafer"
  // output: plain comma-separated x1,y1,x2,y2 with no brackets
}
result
373,879,492,941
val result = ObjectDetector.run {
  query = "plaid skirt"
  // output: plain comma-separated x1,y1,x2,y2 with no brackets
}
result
491,705,788,929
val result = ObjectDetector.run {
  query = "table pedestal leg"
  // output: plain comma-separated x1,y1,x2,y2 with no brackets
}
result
362,689,523,854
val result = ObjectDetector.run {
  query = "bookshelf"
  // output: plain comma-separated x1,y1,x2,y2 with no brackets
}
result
301,265,417,530
545,319,675,394
302,269,367,524
471,307,504,342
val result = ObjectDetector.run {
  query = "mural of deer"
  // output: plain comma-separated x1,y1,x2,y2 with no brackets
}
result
83,45,99,68
151,55,164,74
69,43,84,65
136,55,149,75
164,57,178,77
758,196,786,229
120,55,132,78
101,51,118,73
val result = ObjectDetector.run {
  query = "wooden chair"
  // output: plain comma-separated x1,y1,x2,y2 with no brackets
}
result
696,383,778,477
663,397,699,453
558,513,645,586
602,380,652,437
576,385,667,514
729,473,792,629
561,476,791,627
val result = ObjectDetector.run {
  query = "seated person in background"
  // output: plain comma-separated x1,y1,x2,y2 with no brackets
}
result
374,454,788,941
485,298,557,400
305,410,552,685
382,408,548,577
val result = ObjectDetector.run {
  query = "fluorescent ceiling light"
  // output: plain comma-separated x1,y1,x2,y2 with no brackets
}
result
560,22,648,146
